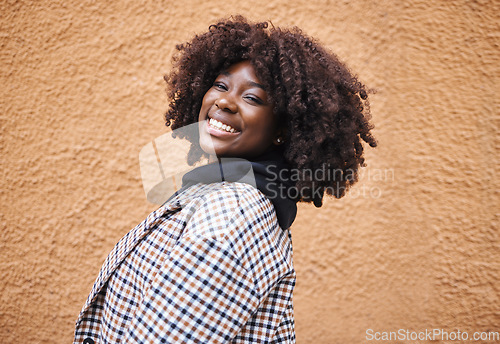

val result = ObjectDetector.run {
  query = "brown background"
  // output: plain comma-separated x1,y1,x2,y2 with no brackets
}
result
1,0,498,343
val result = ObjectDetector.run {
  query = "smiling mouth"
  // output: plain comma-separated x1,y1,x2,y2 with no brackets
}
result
208,117,239,133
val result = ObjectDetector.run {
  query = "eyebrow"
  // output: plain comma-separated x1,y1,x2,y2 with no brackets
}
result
220,71,266,91
247,80,266,91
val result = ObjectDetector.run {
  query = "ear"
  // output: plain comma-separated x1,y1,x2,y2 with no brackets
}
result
273,127,286,146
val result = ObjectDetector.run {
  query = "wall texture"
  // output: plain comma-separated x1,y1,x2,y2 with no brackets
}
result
1,0,498,343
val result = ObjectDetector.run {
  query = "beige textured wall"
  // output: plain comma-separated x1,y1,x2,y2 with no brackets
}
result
1,0,498,343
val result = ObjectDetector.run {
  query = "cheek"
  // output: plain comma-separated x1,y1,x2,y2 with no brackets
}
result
254,111,277,137
198,92,213,119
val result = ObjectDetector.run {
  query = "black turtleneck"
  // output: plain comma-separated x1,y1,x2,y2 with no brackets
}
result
180,148,297,229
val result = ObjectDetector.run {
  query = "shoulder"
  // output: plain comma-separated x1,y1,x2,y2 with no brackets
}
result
182,182,277,235
177,182,289,258
186,182,274,219
179,182,293,290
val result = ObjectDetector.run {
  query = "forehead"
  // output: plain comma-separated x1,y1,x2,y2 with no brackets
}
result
218,61,265,89
223,60,256,75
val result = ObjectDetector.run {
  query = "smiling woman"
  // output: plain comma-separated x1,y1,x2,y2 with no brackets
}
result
199,60,281,158
74,15,376,344
165,16,376,205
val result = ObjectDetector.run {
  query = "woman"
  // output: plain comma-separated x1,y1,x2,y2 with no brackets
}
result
74,16,376,343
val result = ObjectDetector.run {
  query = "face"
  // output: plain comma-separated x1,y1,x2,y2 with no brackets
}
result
198,60,279,158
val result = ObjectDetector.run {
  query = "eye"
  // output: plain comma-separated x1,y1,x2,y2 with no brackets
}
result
213,82,227,91
244,94,264,105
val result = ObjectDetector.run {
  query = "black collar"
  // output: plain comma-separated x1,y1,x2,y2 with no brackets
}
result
181,150,297,229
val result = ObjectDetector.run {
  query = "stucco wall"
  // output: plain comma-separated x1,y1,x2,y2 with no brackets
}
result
1,0,498,343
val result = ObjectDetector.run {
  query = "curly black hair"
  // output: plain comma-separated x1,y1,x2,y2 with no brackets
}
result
164,15,377,207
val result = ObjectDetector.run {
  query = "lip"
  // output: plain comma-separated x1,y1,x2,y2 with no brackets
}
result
207,112,241,132
203,112,241,138
204,119,240,138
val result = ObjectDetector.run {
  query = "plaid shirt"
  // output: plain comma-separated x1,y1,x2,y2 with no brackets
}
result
74,182,296,343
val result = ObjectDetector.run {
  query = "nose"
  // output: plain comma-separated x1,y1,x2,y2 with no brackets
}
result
215,94,237,113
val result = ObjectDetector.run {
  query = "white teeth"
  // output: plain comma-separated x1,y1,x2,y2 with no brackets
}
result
209,118,237,133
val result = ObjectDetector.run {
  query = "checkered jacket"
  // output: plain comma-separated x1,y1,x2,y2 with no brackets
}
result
74,182,296,343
